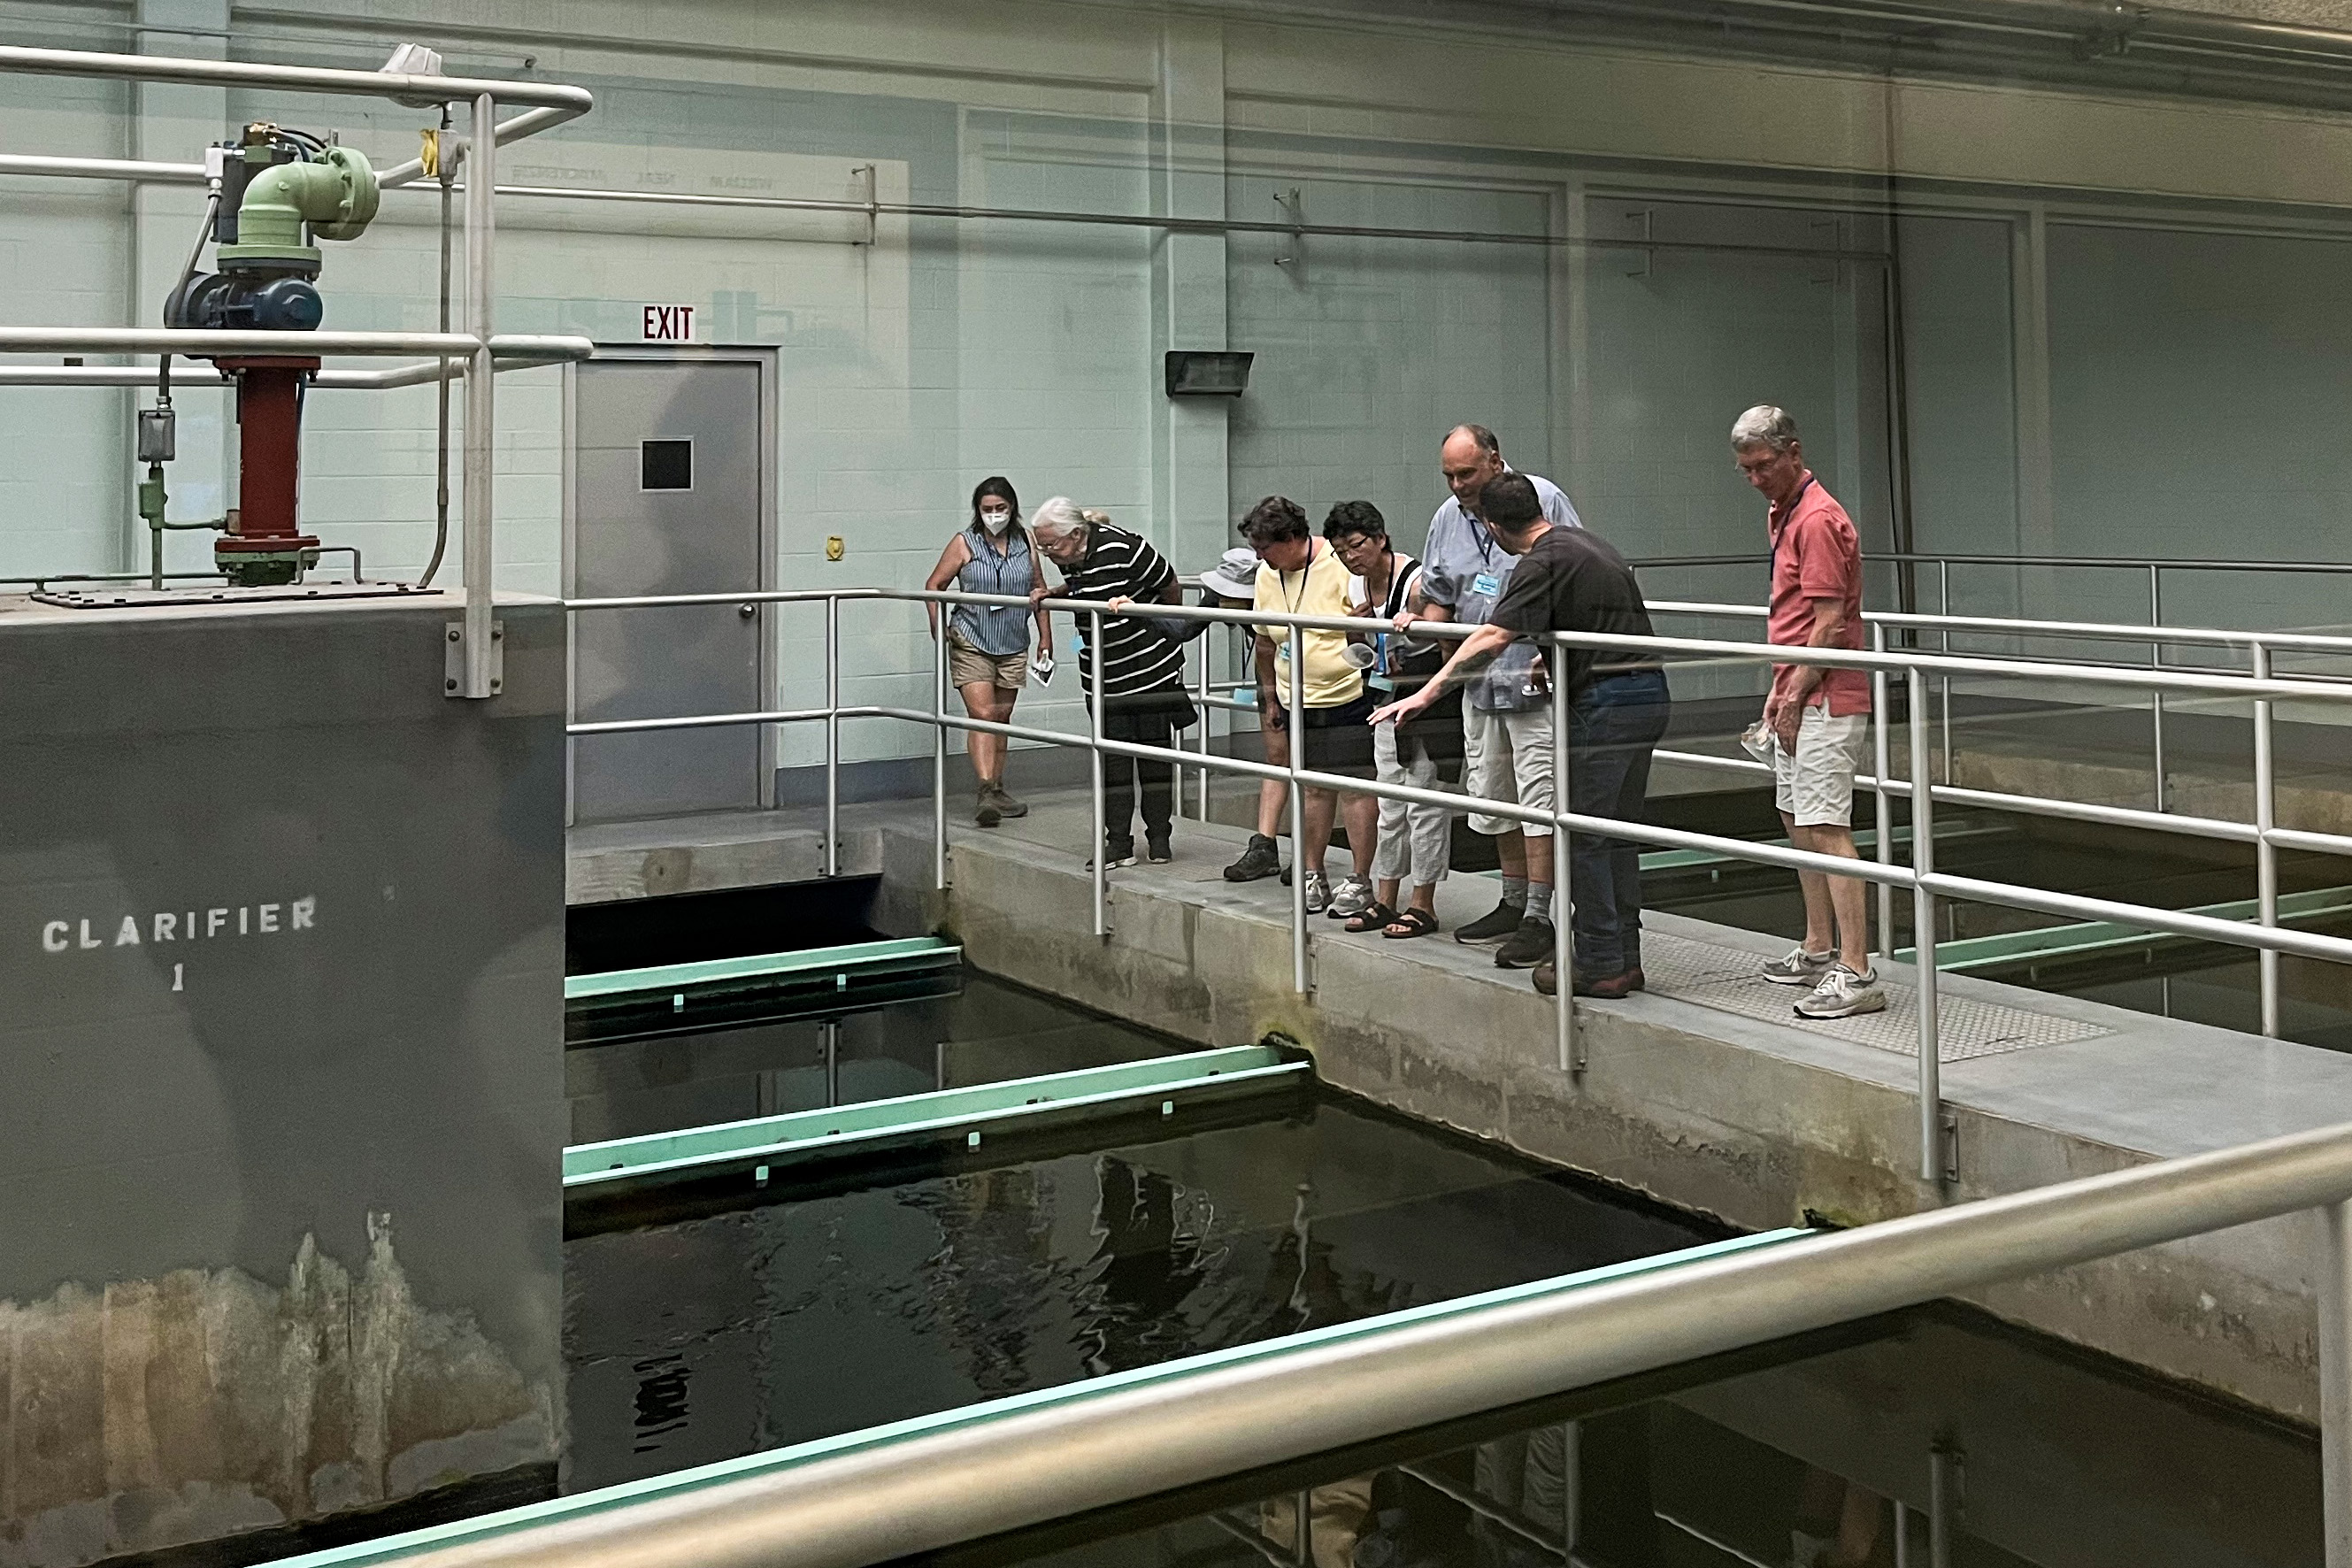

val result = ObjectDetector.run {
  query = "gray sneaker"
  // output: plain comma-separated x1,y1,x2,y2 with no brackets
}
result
988,782,1029,819
1302,870,1333,914
1795,964,1886,1019
1326,874,1375,919
1762,945,1836,987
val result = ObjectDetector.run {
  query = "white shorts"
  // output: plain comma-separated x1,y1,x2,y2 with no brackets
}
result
1463,703,1554,839
1766,707,1870,827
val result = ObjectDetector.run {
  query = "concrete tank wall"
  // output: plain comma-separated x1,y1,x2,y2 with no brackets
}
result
0,593,566,1568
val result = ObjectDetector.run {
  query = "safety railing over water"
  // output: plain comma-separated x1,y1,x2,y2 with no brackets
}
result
271,1117,2352,1568
566,584,2352,1189
1635,547,2352,816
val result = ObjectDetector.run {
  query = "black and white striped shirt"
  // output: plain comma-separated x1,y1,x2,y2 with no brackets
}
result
1057,522,1186,697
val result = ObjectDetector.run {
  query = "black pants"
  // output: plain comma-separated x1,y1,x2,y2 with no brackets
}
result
1101,706,1175,848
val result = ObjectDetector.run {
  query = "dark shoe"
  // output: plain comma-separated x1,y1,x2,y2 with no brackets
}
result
1533,960,1557,996
1088,840,1137,872
1456,897,1526,945
989,782,1029,819
1572,968,1641,999
975,788,1001,829
1495,915,1555,970
1623,965,1646,993
1146,833,1172,864
1224,834,1283,882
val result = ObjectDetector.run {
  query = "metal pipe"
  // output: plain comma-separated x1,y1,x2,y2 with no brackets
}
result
0,356,569,389
424,118,456,590
2256,641,2281,1039
382,179,1887,263
568,706,834,736
932,619,948,894
1872,622,1895,965
824,596,841,878
2325,1201,2352,1568
1909,667,1941,1186
1649,594,2352,659
1289,636,1309,995
1637,550,2352,579
1927,1443,1956,1568
0,327,477,356
0,152,202,182
2151,564,2169,812
0,42,593,108
334,1117,2352,1568
1937,560,1953,788
459,93,496,699
1089,610,1108,940
378,105,594,188
1551,642,1575,1072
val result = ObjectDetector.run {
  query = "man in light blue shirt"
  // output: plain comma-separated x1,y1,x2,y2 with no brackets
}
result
1405,423,1581,966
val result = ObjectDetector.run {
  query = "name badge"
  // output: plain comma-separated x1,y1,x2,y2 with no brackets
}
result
1472,572,1503,597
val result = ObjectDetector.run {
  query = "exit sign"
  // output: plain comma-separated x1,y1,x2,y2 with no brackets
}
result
641,304,696,342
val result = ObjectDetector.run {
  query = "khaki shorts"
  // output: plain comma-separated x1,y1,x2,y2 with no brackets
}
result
1463,703,1554,839
1762,706,1870,827
948,629,1027,691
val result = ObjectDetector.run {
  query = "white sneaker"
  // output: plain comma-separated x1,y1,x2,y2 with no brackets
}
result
1795,964,1887,1019
1302,870,1332,914
1325,874,1376,919
1762,945,1836,987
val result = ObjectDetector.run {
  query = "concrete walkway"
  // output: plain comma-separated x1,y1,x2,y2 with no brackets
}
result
570,791,2352,1421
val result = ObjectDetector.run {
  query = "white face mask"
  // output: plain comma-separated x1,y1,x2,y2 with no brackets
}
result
980,509,1012,535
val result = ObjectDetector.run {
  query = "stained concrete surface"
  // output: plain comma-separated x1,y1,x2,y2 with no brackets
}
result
1,596,567,1566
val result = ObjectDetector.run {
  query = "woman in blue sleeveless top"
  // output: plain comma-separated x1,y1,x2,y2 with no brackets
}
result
926,476,1050,826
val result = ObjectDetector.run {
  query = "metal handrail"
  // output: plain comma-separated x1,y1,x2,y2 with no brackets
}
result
1633,549,2352,578
569,583,2352,1188
261,1117,2352,1568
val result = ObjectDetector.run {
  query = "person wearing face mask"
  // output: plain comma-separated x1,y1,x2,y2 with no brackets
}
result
926,476,1051,827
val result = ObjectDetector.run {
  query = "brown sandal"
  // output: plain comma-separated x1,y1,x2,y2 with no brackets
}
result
1381,907,1440,940
1343,901,1397,934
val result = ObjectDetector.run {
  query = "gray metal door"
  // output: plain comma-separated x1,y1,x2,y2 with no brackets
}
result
570,358,765,821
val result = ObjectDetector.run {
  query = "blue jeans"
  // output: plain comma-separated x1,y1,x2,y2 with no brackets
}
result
1565,669,1671,975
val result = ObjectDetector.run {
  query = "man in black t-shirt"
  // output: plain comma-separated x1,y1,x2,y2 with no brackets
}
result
1370,475,1670,998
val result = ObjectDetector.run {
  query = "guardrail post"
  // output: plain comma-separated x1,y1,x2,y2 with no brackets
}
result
1872,622,1895,966
1936,559,1953,787
2150,563,2169,811
1090,608,1109,941
458,92,497,699
1289,632,1309,996
1908,666,1943,1186
1550,641,1576,1073
2323,1201,2352,1568
2254,640,2280,1039
1926,1440,1957,1568
1193,626,1212,820
824,594,841,878
933,612,949,892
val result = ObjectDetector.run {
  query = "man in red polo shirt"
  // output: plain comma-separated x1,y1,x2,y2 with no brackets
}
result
1732,404,1882,1019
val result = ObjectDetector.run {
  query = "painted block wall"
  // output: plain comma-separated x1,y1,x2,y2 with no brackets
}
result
4,0,2352,778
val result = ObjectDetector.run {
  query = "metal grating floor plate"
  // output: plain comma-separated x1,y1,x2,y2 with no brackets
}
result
1637,932,2112,1062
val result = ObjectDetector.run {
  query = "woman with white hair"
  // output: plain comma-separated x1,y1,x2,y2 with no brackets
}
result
1029,497,1196,867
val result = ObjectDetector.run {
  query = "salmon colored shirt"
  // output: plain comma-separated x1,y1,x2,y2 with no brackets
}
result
1767,473,1870,717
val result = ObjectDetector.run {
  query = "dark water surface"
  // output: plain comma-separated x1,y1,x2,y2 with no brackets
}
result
563,1095,1716,1491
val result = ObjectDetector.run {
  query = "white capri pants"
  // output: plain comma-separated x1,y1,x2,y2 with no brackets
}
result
1463,703,1555,839
1372,721,1451,889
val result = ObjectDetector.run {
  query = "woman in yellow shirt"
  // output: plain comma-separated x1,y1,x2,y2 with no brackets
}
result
1220,496,1380,916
